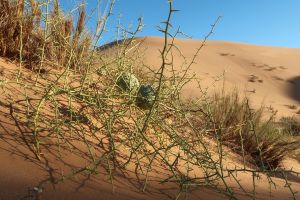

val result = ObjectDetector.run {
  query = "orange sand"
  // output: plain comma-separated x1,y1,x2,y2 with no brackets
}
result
0,37,300,199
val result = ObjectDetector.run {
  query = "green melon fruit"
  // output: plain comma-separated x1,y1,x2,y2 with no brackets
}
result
136,84,156,109
116,72,140,94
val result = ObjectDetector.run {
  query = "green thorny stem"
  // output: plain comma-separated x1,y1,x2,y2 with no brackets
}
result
79,0,116,92
139,0,175,135
35,0,51,85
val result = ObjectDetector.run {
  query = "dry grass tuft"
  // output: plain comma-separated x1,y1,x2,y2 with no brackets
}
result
0,0,92,70
191,91,300,170
279,116,300,136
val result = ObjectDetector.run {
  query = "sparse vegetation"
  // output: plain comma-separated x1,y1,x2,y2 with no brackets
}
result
188,91,299,170
0,0,92,72
0,0,299,199
279,116,300,136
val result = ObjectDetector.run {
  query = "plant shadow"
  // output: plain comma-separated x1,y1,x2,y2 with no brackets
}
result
287,76,300,103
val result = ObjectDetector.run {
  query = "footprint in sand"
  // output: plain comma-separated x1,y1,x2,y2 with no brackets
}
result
248,75,263,83
264,66,277,71
273,76,284,81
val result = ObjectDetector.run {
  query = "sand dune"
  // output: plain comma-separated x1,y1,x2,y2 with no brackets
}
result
0,37,300,200
135,37,300,117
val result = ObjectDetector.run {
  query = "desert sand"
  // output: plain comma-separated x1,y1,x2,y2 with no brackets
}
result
0,37,300,200
136,37,300,117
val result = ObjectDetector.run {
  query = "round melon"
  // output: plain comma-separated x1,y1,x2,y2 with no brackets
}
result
136,84,156,109
116,72,140,94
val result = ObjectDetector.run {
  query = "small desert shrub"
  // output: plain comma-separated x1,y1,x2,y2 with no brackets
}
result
192,91,299,169
279,116,300,136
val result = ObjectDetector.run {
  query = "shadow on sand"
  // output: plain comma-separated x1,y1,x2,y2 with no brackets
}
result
288,76,300,103
0,97,206,200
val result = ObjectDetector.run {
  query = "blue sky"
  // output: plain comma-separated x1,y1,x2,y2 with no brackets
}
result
63,0,300,48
